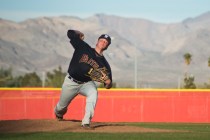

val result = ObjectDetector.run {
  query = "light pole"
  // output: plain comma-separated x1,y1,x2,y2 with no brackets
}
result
134,45,137,89
42,71,45,87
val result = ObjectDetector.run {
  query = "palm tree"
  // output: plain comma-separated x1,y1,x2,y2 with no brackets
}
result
182,53,192,88
184,53,192,65
208,57,210,67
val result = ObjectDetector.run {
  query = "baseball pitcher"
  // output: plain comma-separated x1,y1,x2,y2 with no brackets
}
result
54,29,112,129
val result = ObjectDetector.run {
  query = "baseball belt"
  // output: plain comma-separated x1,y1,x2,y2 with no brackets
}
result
68,75,86,84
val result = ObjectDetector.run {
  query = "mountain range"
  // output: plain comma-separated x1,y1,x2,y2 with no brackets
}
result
0,11,210,88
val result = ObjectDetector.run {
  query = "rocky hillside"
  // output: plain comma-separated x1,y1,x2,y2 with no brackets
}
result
0,12,210,88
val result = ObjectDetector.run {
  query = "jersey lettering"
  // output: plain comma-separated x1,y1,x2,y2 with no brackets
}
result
88,68,94,74
79,54,99,69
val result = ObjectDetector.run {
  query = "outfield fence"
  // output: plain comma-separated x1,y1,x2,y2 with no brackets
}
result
0,88,210,123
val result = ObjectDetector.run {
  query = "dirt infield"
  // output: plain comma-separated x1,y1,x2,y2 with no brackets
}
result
0,119,181,133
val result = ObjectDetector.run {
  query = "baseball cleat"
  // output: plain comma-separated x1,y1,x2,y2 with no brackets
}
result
55,115,63,121
81,124,94,130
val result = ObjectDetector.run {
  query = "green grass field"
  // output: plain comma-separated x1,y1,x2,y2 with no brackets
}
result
0,123,209,140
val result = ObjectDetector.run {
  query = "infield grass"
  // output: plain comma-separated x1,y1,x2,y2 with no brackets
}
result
0,123,210,140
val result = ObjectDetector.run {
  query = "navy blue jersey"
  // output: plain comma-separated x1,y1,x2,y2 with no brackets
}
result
67,30,112,83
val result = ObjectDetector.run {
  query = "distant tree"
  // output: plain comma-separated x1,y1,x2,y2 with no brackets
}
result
0,68,43,87
184,53,192,65
20,72,42,87
98,81,117,88
0,68,12,87
0,68,16,87
208,57,210,67
183,53,193,88
208,57,210,88
45,66,66,87
183,74,196,89
203,83,210,89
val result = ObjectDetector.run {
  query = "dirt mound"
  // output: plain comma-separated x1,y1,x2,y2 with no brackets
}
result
0,120,177,133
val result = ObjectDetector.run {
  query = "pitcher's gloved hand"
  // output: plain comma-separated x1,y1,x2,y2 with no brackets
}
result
88,67,112,89
104,79,112,89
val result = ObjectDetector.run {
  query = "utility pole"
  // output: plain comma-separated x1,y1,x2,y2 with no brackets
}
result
134,45,137,89
42,71,45,87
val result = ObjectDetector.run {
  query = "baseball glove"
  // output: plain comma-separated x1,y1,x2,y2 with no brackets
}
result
87,67,109,83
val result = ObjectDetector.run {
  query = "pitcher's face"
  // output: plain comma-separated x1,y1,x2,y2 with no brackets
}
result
96,38,109,50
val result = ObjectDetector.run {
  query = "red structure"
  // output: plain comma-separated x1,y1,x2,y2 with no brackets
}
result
0,88,210,123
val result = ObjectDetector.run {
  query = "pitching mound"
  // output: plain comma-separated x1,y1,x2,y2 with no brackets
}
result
0,120,180,133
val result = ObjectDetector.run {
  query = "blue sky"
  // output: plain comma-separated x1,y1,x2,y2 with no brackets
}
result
0,0,210,23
